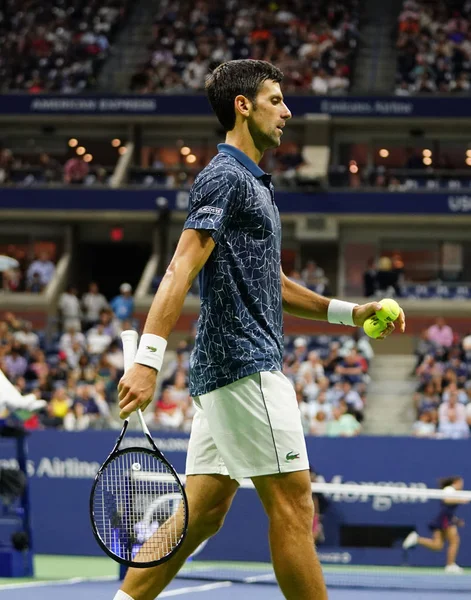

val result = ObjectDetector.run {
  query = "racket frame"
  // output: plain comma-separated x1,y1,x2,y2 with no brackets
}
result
89,330,189,568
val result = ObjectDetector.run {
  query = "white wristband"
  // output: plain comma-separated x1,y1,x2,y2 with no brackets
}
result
134,334,167,372
327,299,358,327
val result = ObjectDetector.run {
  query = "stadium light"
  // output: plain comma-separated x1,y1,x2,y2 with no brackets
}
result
423,149,432,157
379,149,389,158
84,154,93,162
76,146,86,156
466,157,471,166
119,146,127,155
112,139,121,147
466,150,471,158
423,157,432,166
186,154,197,164
180,146,191,156
68,138,78,148
349,164,359,174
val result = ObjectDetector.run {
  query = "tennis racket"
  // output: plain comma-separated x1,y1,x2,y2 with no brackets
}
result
89,330,188,568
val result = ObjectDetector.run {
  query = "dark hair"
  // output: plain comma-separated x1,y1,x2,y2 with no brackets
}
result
438,476,462,489
205,59,284,132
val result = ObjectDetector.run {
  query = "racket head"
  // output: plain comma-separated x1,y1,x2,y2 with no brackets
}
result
90,446,188,568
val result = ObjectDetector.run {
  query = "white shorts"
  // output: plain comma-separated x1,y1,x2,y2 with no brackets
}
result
185,371,309,480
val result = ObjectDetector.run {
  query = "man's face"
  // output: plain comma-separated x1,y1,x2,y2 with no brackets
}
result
246,80,292,150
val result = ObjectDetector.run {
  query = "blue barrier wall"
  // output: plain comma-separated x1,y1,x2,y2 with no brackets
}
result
1,432,470,567
1,95,471,118
2,189,471,214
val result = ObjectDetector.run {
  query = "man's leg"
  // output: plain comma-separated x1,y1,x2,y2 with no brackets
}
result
117,474,239,600
253,469,328,600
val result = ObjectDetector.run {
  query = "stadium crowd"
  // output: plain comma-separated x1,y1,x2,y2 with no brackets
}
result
0,293,372,437
129,0,359,95
0,0,130,93
412,317,471,438
396,0,471,95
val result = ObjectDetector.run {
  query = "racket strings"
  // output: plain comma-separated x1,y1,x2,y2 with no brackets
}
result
93,450,186,564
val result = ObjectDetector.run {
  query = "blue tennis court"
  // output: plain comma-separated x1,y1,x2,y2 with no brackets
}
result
0,578,470,599
1,556,470,599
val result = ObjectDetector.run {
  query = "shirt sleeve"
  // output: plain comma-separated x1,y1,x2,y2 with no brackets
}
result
183,169,240,243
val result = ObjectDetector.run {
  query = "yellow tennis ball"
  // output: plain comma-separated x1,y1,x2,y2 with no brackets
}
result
363,315,387,339
376,298,401,323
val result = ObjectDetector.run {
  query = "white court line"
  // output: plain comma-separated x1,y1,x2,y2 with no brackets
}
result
160,582,233,596
0,575,115,591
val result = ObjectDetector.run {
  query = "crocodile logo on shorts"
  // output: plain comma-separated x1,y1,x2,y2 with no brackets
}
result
146,346,157,352
285,451,300,461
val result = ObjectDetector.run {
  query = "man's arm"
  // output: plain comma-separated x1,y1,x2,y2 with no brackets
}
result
118,228,215,418
281,269,405,333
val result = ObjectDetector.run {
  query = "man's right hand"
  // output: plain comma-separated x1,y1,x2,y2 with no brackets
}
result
118,364,159,419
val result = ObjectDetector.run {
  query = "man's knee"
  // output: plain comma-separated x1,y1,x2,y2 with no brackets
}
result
191,496,232,539
257,473,315,527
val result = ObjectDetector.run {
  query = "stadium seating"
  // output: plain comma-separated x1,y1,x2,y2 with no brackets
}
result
412,319,471,438
396,0,471,95
0,0,130,93
129,0,360,94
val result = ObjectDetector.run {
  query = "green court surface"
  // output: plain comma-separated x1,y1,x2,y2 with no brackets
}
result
0,555,119,586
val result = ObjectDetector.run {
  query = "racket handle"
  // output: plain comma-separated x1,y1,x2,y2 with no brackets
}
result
121,330,138,371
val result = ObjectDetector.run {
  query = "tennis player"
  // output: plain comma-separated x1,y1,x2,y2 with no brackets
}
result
403,476,470,573
115,59,406,600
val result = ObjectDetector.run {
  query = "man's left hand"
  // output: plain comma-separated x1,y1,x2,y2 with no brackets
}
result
353,302,406,339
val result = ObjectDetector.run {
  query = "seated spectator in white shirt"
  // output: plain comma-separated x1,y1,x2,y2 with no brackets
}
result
298,350,325,382
82,282,109,328
438,407,470,439
87,323,112,356
442,382,467,405
412,411,436,438
26,251,55,291
63,402,91,431
311,69,329,94
298,370,319,403
13,321,39,349
310,410,329,436
59,285,82,331
60,325,86,355
310,391,333,420
105,341,124,371
438,390,467,424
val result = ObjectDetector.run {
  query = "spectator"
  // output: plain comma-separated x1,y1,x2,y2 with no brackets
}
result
63,402,91,431
301,261,327,293
2,346,28,379
82,282,109,329
326,403,361,437
58,285,82,331
63,157,90,184
339,380,364,420
438,407,470,439
298,350,325,382
152,387,185,430
110,283,134,321
310,410,329,436
335,349,365,385
427,317,454,348
414,381,440,415
309,390,333,420
412,411,436,438
87,324,113,357
13,321,39,350
60,325,86,356
363,257,377,297
26,251,55,291
438,390,467,424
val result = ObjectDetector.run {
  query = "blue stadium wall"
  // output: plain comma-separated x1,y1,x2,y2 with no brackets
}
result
2,432,470,567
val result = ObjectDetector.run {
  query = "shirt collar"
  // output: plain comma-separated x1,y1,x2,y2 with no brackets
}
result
217,143,267,179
